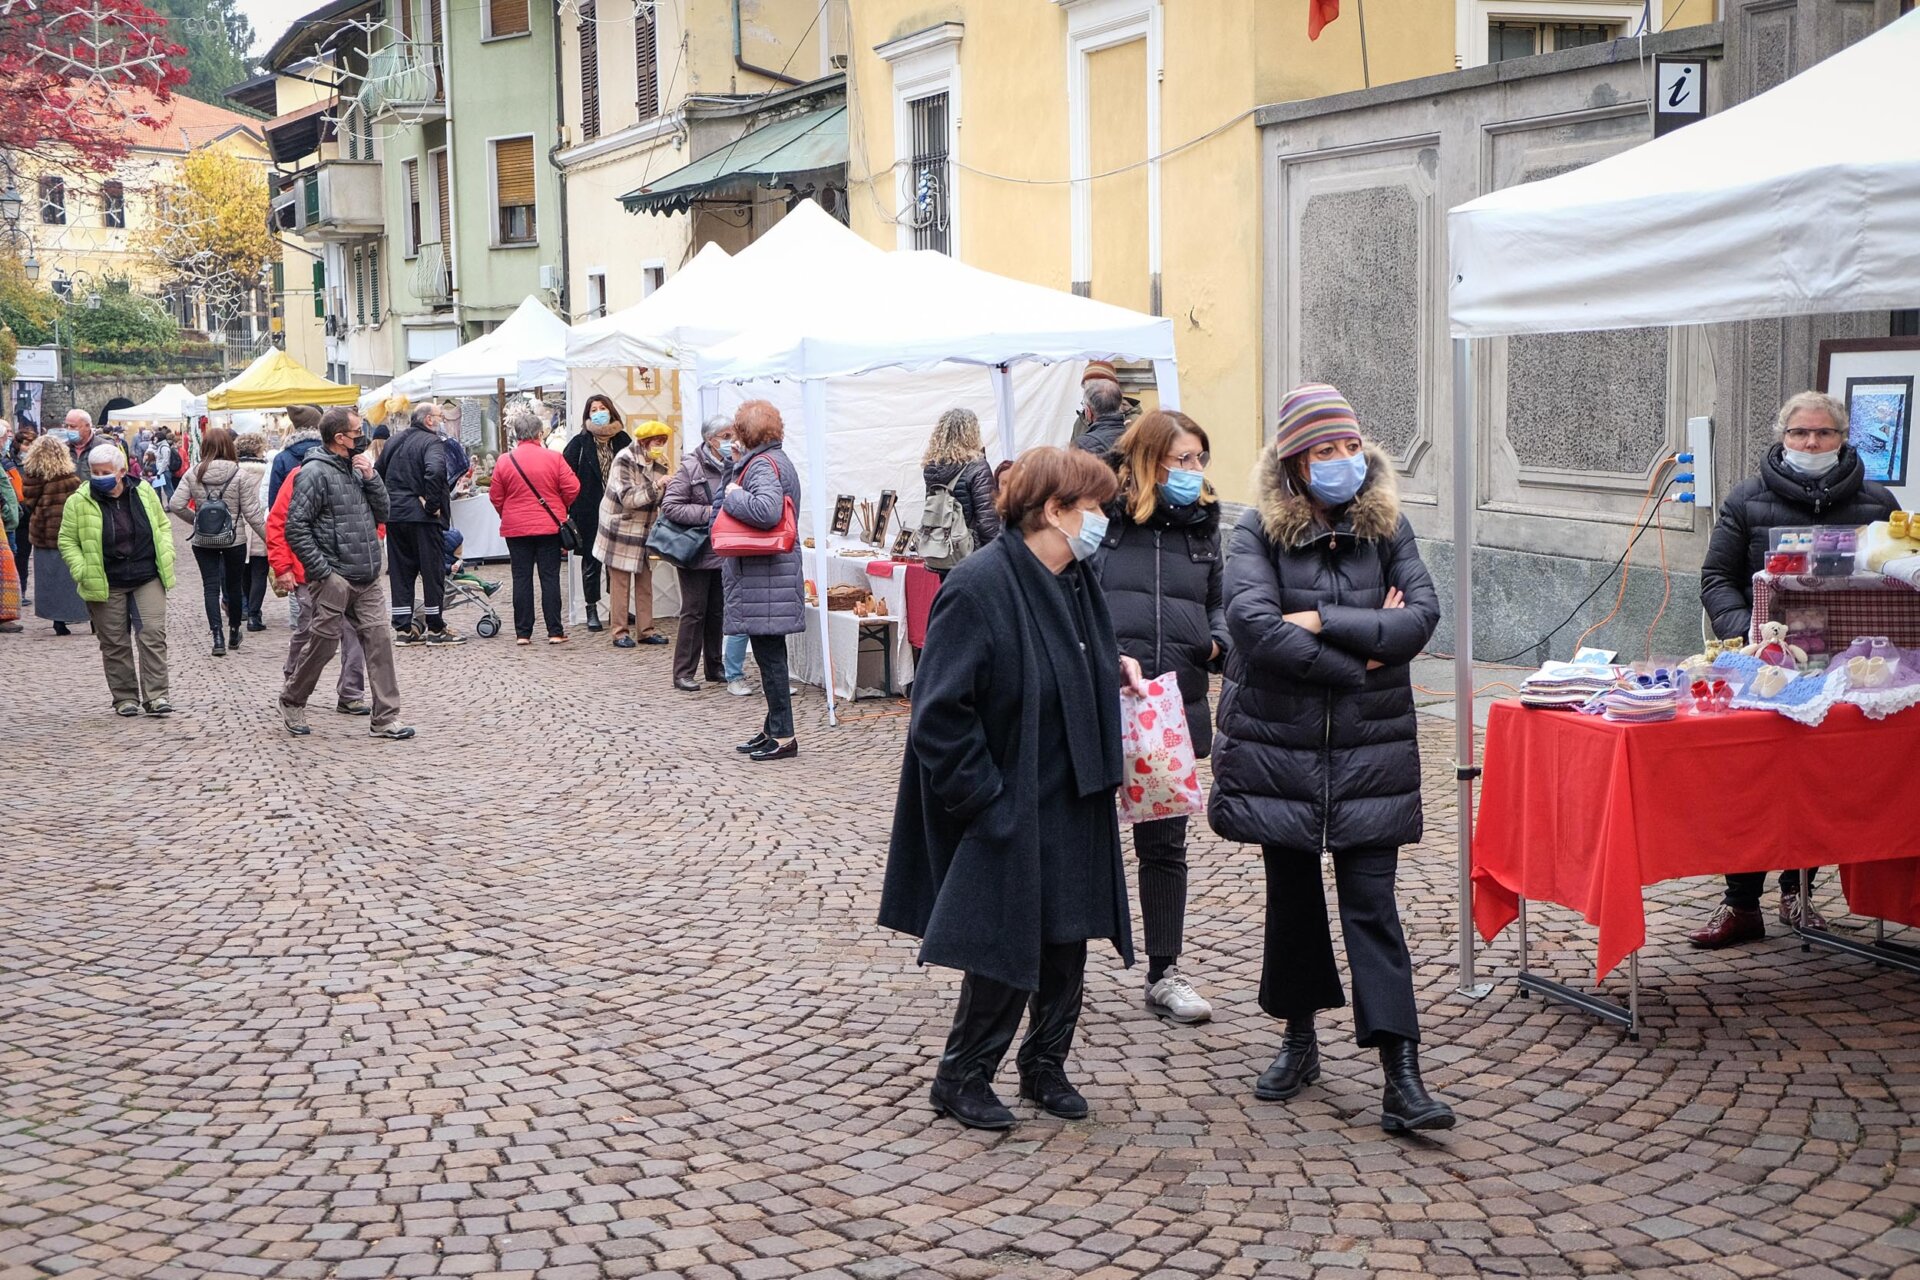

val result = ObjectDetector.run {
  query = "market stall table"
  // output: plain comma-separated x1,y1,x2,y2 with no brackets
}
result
450,494,507,561
1472,699,1920,1034
789,604,905,701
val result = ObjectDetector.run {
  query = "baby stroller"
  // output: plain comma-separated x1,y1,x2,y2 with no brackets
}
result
441,528,504,638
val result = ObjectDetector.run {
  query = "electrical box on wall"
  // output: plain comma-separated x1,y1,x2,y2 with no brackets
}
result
538,265,561,291
1686,416,1714,512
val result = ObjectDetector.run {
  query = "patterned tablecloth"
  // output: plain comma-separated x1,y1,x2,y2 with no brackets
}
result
1750,571,1920,648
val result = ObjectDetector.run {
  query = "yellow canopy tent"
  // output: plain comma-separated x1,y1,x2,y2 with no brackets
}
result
203,350,359,412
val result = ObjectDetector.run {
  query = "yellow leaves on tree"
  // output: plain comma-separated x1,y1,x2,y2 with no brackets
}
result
138,149,273,322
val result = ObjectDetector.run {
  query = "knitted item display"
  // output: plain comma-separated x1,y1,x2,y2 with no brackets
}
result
1519,664,1619,710
1273,383,1362,459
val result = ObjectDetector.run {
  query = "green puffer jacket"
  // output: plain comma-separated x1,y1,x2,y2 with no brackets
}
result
57,481,177,602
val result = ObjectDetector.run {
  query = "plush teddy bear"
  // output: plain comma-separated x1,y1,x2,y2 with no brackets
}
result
1742,620,1807,670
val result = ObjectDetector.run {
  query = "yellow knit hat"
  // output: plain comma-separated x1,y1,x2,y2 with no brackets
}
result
632,419,672,442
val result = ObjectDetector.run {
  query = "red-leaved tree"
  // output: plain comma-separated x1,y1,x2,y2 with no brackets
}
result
0,0,190,171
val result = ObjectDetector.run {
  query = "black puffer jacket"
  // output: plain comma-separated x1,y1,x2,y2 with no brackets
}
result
1072,411,1130,460
374,422,449,525
1096,495,1226,758
1209,446,1440,854
284,450,391,586
1700,444,1897,640
922,457,1002,547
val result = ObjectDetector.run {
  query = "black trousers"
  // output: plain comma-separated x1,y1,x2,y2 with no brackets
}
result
674,567,726,682
246,554,269,618
579,542,604,606
191,544,248,631
506,534,564,639
387,522,447,632
14,521,29,597
1260,844,1419,1047
750,633,794,738
937,942,1087,1084
1133,816,1190,961
1724,869,1814,910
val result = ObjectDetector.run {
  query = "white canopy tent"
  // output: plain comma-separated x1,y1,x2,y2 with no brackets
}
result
107,383,200,426
562,242,736,371
361,296,570,412
1443,12,1920,991
688,205,1180,724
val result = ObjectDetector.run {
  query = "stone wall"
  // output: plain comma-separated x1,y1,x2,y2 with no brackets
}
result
1256,0,1905,664
39,374,211,428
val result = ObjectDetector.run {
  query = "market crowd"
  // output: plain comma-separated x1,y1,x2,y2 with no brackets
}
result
0,371,1869,1139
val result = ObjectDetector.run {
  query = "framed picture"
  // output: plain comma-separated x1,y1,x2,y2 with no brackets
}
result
832,494,855,536
1818,337,1920,489
874,490,899,539
892,528,916,558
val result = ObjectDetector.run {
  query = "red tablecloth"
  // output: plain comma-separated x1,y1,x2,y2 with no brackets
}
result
1472,700,1920,980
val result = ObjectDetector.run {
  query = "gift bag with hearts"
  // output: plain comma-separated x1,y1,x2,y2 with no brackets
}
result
1117,672,1205,824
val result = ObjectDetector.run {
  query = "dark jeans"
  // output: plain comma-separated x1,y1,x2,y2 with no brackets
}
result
191,544,248,631
1724,870,1814,910
13,522,28,597
749,633,794,738
674,567,726,682
937,943,1087,1085
1260,844,1419,1047
506,534,564,639
246,554,269,618
1134,816,1190,961
387,522,447,632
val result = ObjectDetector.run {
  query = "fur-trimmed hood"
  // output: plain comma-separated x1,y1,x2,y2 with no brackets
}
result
1255,443,1402,549
284,426,322,446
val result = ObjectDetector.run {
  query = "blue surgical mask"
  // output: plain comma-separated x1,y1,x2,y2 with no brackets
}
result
589,410,611,427
718,440,738,461
1159,468,1205,507
1060,508,1108,561
1307,452,1369,506
90,475,119,495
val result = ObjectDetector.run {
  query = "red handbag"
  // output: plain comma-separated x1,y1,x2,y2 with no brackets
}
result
710,456,797,557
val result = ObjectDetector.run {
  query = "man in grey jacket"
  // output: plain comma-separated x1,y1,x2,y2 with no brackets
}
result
278,407,414,740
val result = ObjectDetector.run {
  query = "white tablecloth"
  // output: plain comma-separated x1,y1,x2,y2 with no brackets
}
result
805,542,916,693
788,605,907,700
450,494,507,560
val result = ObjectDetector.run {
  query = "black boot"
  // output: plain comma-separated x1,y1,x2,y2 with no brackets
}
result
211,624,226,657
1254,1018,1321,1101
247,612,266,632
1379,1035,1455,1133
229,624,244,650
930,1073,1015,1130
1014,943,1089,1120
586,604,604,632
53,620,70,636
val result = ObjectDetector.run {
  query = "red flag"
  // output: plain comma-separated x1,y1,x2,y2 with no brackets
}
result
1309,0,1339,40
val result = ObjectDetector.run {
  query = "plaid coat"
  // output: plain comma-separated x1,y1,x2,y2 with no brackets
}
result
593,444,669,572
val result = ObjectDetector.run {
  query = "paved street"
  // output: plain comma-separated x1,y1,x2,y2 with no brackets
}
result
5,547,1920,1280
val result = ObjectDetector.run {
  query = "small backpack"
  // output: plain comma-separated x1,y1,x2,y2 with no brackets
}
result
917,475,976,572
192,472,238,548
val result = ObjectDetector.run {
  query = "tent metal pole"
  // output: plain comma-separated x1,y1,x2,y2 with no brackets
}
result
1151,358,1182,411
803,379,839,727
1453,335,1491,999
989,364,1016,465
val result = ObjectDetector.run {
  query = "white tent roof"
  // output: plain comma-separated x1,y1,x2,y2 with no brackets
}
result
1447,12,1920,338
107,383,199,424
563,242,734,370
363,296,569,409
695,247,1177,384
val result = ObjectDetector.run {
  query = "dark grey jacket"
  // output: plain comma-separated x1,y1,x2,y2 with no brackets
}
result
922,457,1002,547
1072,411,1130,460
285,450,391,586
1208,446,1440,855
720,445,804,636
659,443,729,573
1699,444,1896,640
374,422,449,525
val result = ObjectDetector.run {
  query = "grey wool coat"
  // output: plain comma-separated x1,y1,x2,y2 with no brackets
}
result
720,444,805,636
1208,445,1440,855
879,533,1133,992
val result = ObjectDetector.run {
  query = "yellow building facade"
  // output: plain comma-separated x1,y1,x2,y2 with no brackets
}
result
847,0,1716,501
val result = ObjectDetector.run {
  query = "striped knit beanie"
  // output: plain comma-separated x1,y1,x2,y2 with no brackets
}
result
1273,383,1361,459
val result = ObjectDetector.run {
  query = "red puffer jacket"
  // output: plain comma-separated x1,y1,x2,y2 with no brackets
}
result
489,441,581,539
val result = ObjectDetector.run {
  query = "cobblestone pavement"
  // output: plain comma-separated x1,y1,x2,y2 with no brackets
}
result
5,547,1920,1280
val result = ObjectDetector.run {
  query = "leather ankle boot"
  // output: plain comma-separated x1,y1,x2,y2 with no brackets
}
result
229,624,244,650
211,625,226,657
930,1073,1015,1130
586,604,604,632
1255,1019,1320,1101
1379,1035,1454,1133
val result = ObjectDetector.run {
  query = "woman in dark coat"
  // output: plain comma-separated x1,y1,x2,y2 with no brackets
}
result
723,401,805,762
561,394,632,633
660,414,738,690
881,446,1148,1131
1209,383,1451,1134
1095,409,1227,1027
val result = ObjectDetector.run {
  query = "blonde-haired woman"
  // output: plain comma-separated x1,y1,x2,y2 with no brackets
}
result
1095,409,1226,1027
920,407,1000,573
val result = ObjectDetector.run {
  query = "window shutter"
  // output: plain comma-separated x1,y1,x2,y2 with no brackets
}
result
635,6,658,118
312,259,325,318
488,0,528,36
370,247,381,324
579,3,600,140
354,248,366,326
398,0,411,41
429,0,441,47
435,151,451,249
495,137,535,207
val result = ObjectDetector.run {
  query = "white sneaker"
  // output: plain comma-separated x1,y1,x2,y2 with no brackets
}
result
727,678,753,697
1145,968,1213,1025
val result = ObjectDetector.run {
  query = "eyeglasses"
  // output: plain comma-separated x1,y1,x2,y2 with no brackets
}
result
1164,449,1210,469
1783,428,1843,444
